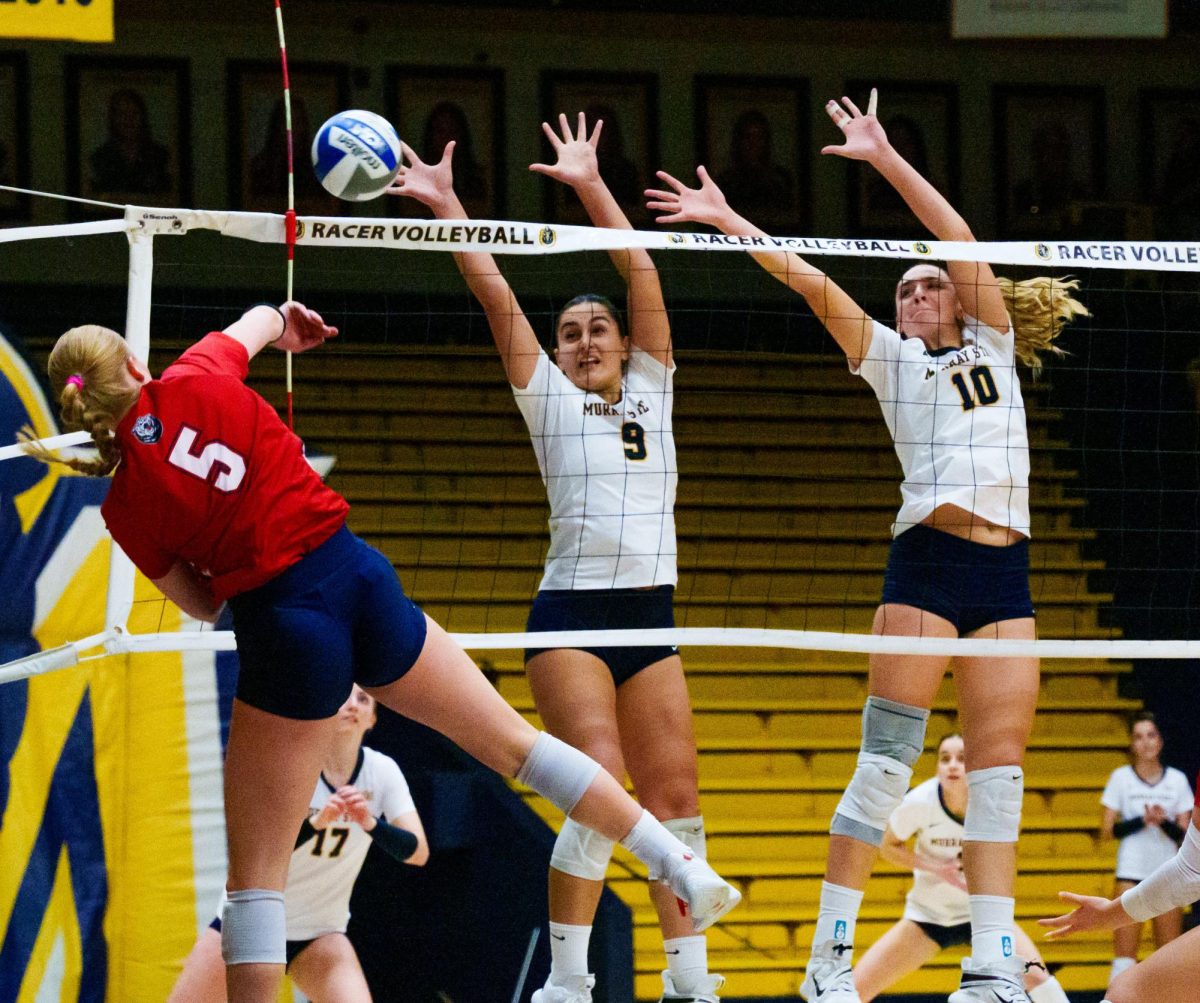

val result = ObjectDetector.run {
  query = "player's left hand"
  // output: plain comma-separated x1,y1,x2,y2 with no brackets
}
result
530,112,602,189
1038,891,1135,939
821,88,889,163
277,301,338,354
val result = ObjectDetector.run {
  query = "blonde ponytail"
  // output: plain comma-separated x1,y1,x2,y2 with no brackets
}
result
998,276,1090,376
20,325,140,477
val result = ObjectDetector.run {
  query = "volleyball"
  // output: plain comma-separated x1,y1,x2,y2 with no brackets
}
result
311,109,403,201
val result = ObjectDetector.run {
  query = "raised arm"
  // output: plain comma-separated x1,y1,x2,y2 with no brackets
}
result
532,113,671,366
387,142,541,388
646,168,872,363
222,302,338,362
823,88,1009,334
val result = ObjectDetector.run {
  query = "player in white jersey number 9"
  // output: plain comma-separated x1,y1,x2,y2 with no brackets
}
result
648,87,1088,1003
391,113,723,1003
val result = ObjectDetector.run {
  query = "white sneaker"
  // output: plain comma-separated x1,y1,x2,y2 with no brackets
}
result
658,970,725,1002
947,955,1033,1003
531,973,596,1003
660,852,742,932
799,940,859,1002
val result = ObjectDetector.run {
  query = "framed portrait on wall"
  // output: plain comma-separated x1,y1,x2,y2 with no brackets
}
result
993,84,1106,237
539,71,658,225
65,56,191,217
694,74,809,233
386,66,504,220
844,80,959,236
0,53,29,222
1138,88,1200,239
227,60,350,216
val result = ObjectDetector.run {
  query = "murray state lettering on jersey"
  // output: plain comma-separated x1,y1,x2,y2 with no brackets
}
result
101,332,348,599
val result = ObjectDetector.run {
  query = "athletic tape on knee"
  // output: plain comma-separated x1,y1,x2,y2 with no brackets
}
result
516,731,602,816
830,697,928,844
963,765,1024,842
220,888,286,965
550,817,615,881
647,816,706,880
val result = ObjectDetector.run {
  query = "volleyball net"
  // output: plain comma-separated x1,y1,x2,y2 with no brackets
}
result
4,202,1200,683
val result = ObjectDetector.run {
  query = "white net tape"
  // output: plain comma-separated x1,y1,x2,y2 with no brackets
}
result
5,204,1200,683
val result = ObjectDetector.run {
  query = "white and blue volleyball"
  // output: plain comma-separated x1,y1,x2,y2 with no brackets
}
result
311,109,403,201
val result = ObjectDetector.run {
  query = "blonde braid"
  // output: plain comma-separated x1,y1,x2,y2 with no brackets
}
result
998,276,1090,376
19,324,140,477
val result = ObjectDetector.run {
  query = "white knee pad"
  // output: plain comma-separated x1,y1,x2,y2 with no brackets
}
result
1109,956,1136,983
550,817,616,881
220,888,286,965
831,752,913,845
963,765,1023,843
516,732,602,816
647,816,706,880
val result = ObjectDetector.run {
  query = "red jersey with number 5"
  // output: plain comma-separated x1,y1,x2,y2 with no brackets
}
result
101,332,349,600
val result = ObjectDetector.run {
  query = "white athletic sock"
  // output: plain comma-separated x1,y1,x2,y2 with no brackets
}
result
812,881,864,951
969,895,1016,965
1028,974,1071,1003
548,921,592,980
664,934,709,987
620,809,689,876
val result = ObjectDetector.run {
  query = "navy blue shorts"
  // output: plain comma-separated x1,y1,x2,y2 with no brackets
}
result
525,585,678,687
881,525,1034,636
208,916,314,967
913,919,972,949
227,526,428,720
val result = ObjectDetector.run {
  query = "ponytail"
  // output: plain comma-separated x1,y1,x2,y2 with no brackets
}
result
998,276,1089,376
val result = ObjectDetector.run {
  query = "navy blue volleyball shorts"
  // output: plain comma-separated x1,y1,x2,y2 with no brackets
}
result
227,526,428,720
525,585,678,686
913,919,972,949
881,524,1034,636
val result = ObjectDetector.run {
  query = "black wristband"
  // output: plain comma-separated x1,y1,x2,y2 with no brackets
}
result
1161,819,1186,843
1113,817,1147,839
248,302,287,339
368,817,419,862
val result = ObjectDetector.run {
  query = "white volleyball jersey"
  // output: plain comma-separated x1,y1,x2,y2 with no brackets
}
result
889,777,968,926
1101,764,1194,881
852,315,1030,538
216,747,416,941
512,347,677,590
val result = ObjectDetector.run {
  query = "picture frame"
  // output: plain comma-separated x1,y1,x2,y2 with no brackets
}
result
539,70,658,225
385,65,505,220
992,84,1106,238
694,74,810,234
65,56,191,218
0,52,30,222
1138,87,1200,239
227,59,350,216
845,80,959,237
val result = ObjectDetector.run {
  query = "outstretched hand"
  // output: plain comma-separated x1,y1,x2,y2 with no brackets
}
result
277,301,338,354
529,112,603,189
1038,891,1133,939
821,87,890,163
386,140,456,211
645,166,731,227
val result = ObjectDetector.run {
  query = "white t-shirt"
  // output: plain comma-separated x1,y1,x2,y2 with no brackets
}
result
889,777,968,926
852,316,1030,538
1101,764,1194,881
512,347,677,590
220,747,416,941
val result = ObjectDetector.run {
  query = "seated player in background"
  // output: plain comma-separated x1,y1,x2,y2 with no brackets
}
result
1099,711,1193,991
853,734,1070,1003
168,685,428,1003
1041,772,1200,1003
24,300,739,1003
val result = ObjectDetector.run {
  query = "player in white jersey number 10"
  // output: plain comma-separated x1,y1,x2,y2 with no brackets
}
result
647,86,1088,1003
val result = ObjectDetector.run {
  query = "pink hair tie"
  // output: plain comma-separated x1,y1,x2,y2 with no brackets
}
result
65,374,84,390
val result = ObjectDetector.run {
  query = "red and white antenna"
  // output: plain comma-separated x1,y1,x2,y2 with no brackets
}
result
273,0,297,430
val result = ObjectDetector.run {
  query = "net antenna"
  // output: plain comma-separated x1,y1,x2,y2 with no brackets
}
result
273,0,298,429
5,209,1200,684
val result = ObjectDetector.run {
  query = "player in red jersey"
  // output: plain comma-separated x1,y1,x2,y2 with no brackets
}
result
1041,774,1200,1002
26,302,739,1003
